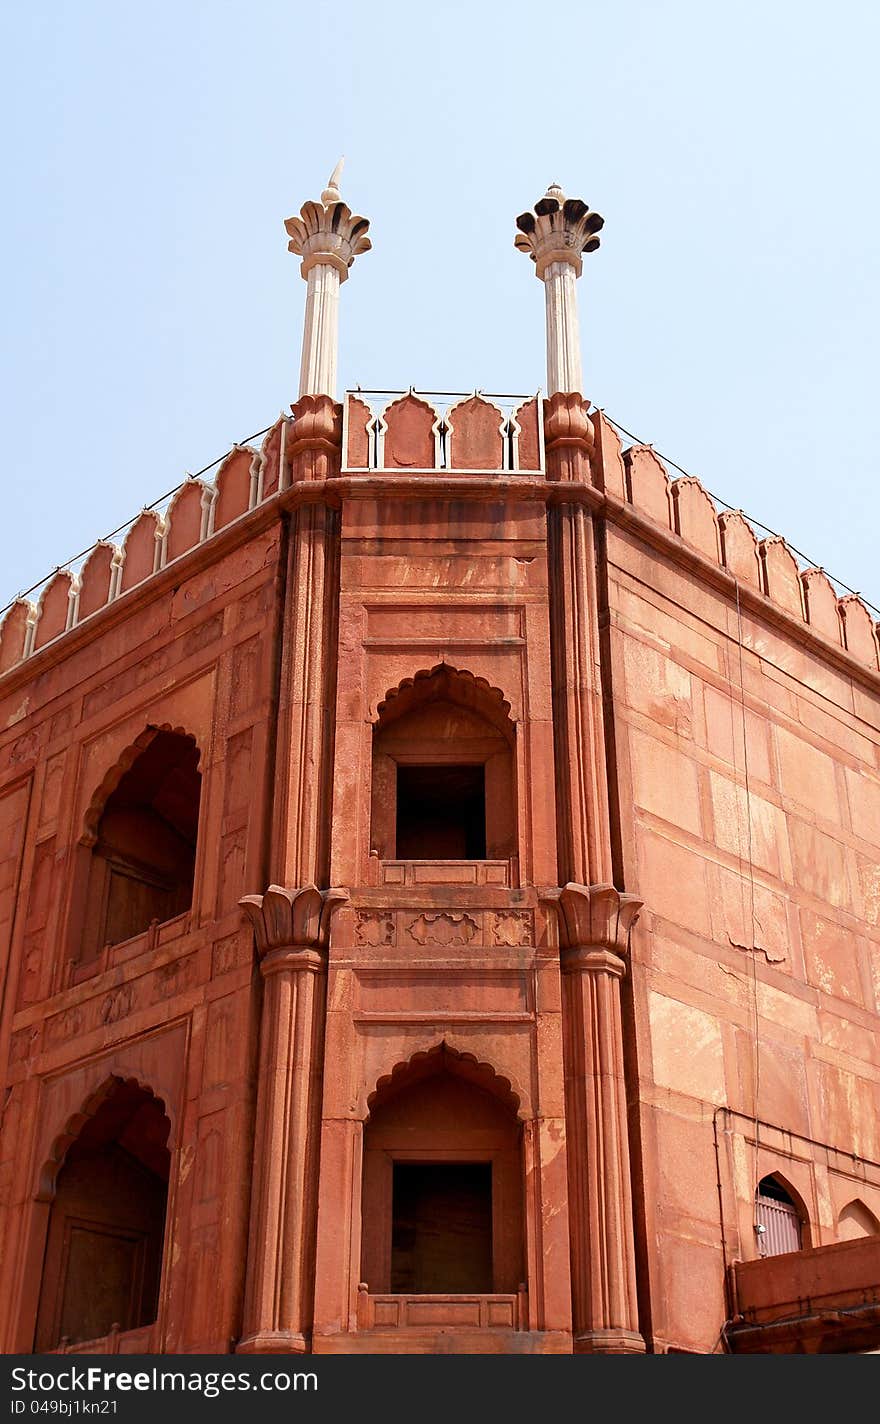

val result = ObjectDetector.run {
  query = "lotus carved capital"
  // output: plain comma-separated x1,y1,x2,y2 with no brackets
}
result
239,884,349,958
515,184,604,280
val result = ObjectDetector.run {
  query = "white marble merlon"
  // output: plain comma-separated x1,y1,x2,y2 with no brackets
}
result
514,183,604,397
284,160,372,400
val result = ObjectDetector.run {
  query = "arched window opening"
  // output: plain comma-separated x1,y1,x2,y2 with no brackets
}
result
35,1081,171,1351
361,1048,524,1299
755,1175,806,1257
78,730,201,961
371,668,516,866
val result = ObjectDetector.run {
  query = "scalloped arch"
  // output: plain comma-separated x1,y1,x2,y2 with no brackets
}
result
366,1041,524,1121
446,394,506,471
373,663,515,735
164,479,209,564
0,599,33,673
37,1073,171,1201
380,392,440,469
33,569,76,650
81,723,201,844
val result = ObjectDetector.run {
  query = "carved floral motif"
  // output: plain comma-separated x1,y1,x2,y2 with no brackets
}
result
406,913,479,947
492,911,534,947
101,984,134,1025
355,911,395,947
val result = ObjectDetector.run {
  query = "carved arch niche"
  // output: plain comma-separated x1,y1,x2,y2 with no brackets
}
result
33,1077,172,1352
68,727,202,969
370,665,517,869
838,1198,880,1241
360,1044,525,1298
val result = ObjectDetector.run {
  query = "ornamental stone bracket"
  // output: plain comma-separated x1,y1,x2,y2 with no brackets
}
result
543,882,643,967
289,394,342,452
543,392,594,453
239,884,349,966
287,394,343,482
543,391,595,483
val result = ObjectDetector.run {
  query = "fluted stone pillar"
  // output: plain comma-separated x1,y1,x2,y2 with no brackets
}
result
273,398,343,891
543,395,614,887
516,186,612,887
554,883,645,1354
284,160,371,400
514,183,603,397
237,885,347,1354
274,167,370,887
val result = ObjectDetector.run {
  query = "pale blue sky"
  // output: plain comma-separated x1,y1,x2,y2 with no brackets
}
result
2,1,878,610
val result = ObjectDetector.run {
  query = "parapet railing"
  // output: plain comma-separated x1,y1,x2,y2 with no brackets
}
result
1,396,878,681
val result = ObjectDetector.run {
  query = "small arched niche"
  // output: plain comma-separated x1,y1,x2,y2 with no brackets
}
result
755,1174,809,1257
34,1079,171,1351
74,728,202,963
360,1045,524,1298
371,666,516,867
838,1199,880,1241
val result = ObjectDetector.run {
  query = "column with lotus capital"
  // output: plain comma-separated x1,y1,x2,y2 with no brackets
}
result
551,881,645,1354
237,884,347,1354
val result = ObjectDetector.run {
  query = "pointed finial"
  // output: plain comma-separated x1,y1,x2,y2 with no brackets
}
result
322,157,345,205
545,181,565,203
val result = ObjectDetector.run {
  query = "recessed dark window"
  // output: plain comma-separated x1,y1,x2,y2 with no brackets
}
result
396,764,486,859
391,1162,493,1294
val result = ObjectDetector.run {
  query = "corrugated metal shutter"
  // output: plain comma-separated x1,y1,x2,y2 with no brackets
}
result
756,1193,802,1256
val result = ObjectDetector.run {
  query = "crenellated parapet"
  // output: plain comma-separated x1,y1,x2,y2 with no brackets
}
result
3,386,879,684
0,415,294,675
593,411,880,672
341,389,544,473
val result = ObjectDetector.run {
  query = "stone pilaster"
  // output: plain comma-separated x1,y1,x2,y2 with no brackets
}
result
273,396,342,891
514,183,603,397
285,161,371,400
552,882,645,1354
541,392,613,887
237,884,347,1354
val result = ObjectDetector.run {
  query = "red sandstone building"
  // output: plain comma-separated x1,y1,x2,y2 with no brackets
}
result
1,170,879,1356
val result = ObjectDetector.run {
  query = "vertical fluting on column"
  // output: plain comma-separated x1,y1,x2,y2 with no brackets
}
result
284,160,371,400
270,396,343,892
549,500,614,887
299,264,342,399
238,176,359,1351
237,886,347,1353
555,883,645,1354
544,261,583,396
514,182,603,398
543,396,614,887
